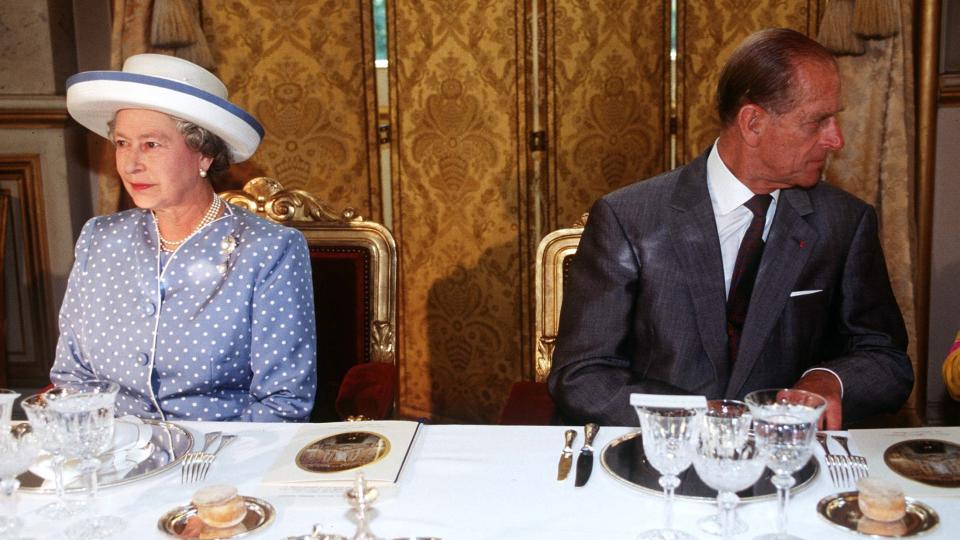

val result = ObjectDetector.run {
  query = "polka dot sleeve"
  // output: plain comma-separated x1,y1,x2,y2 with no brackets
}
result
51,217,100,384
241,227,318,422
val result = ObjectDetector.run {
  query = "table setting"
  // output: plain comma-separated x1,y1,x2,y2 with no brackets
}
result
1,383,957,539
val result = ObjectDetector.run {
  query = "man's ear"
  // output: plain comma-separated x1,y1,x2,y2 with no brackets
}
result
736,104,765,147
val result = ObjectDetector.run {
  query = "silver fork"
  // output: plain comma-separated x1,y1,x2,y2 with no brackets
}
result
194,434,237,482
181,431,221,484
816,432,849,487
832,434,869,482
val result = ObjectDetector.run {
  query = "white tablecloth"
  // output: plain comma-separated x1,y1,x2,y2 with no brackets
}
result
15,423,957,539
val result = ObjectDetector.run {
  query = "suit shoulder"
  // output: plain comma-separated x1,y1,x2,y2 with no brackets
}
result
808,181,873,214
601,168,681,210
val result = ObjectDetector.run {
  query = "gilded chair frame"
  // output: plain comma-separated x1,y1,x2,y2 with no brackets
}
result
533,214,587,383
220,177,397,368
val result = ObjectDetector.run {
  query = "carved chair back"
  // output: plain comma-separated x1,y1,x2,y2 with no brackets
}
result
220,178,397,421
498,214,586,425
533,214,587,382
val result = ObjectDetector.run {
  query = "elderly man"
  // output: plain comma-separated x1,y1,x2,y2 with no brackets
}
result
548,28,913,429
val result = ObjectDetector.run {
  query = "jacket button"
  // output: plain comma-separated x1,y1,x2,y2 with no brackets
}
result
144,301,156,316
137,352,150,366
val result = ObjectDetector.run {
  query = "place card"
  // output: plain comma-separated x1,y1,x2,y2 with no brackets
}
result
629,394,707,409
262,420,421,487
849,427,960,497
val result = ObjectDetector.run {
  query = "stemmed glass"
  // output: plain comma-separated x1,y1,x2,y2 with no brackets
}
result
634,405,702,540
0,389,18,424
692,399,766,539
745,389,826,540
0,422,41,538
1,389,42,538
47,380,126,539
21,389,84,519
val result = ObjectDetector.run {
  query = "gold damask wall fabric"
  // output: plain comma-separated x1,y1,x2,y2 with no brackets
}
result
546,1,667,230
677,1,823,161
201,0,381,218
823,1,919,424
388,1,532,422
103,0,381,220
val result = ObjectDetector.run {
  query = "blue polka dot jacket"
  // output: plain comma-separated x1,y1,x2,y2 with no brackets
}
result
51,203,318,422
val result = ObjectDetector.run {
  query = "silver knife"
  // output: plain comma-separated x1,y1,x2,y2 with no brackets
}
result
556,429,577,481
574,423,599,487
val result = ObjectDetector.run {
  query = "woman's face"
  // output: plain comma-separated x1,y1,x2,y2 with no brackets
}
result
112,109,213,212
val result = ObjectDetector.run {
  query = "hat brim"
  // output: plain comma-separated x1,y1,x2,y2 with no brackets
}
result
66,71,264,163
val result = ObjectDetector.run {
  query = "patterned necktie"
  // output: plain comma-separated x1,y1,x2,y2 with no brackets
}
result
726,194,773,363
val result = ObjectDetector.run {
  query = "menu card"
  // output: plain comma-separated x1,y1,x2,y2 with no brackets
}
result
262,420,421,486
849,427,960,497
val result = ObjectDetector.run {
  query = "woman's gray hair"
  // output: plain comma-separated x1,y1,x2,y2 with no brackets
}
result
106,113,231,179
174,118,230,178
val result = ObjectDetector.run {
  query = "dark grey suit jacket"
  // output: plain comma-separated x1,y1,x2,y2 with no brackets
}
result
548,149,913,427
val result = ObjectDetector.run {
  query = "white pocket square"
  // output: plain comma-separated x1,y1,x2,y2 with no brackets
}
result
790,289,823,297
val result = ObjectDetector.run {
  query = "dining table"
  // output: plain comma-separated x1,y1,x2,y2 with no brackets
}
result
14,422,958,539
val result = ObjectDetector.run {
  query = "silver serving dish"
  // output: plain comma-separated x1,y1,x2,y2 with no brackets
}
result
19,419,193,492
158,496,275,539
600,430,819,502
817,491,939,537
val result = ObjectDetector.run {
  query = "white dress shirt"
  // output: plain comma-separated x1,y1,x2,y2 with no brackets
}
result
705,142,843,395
705,142,779,297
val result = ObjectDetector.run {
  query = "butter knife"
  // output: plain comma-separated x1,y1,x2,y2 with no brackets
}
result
574,423,599,487
556,429,577,481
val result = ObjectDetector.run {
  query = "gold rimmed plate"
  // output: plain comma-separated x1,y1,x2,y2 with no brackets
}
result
817,491,939,537
20,419,193,492
599,430,818,502
158,496,275,539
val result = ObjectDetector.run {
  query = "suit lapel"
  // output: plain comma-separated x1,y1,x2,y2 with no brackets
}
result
667,153,729,381
727,187,818,396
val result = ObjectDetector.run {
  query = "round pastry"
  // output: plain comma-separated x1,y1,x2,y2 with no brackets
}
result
857,516,908,537
192,485,247,528
857,477,907,522
199,522,248,539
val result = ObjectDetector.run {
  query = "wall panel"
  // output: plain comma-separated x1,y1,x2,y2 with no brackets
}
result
389,1,531,422
546,1,668,229
203,0,382,220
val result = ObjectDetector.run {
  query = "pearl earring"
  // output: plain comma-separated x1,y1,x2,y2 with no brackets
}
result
199,168,207,178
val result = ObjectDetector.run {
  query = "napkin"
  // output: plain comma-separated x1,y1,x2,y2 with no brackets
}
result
30,415,154,488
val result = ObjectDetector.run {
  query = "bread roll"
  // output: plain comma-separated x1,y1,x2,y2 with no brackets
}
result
192,485,247,529
857,516,908,537
857,477,907,522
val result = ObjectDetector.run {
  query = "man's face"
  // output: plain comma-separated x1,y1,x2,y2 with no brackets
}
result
754,60,845,190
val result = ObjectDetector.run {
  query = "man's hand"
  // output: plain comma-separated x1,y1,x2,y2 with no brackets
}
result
792,370,843,430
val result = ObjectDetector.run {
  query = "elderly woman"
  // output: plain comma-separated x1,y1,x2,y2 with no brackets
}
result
51,54,317,422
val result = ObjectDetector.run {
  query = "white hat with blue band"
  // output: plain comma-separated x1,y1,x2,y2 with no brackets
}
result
66,53,263,163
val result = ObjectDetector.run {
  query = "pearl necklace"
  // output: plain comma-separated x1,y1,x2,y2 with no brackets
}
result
154,193,222,251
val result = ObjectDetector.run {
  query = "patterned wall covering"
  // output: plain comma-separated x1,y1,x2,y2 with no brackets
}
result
546,1,668,229
677,1,823,162
201,0,382,220
388,1,531,422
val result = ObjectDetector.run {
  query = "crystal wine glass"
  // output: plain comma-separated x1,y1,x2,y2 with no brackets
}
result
47,380,125,540
21,389,84,519
635,405,702,540
0,389,18,426
0,422,40,538
692,399,766,539
745,388,826,540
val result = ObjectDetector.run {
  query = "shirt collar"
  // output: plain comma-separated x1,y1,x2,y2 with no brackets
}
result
706,140,780,215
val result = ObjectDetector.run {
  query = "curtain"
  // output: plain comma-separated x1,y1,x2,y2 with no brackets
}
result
822,0,919,424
